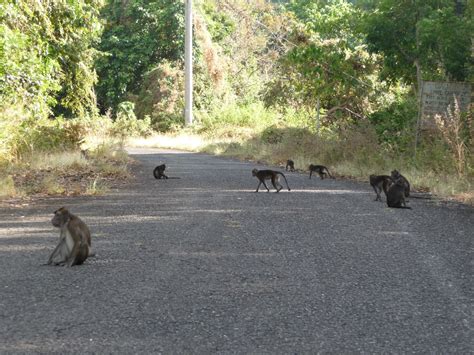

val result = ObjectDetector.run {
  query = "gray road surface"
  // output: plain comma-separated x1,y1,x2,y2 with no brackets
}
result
0,148,472,353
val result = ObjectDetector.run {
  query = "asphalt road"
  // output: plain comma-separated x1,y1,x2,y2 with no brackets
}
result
0,148,472,353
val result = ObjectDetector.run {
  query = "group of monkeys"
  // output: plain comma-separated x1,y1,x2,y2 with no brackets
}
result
45,159,411,267
252,159,411,210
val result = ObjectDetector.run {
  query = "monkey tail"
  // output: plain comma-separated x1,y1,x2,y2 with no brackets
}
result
277,172,291,191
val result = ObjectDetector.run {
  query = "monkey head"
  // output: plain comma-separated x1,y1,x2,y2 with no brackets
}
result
51,207,71,228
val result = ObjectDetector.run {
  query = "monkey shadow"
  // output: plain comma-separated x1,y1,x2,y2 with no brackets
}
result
408,193,433,200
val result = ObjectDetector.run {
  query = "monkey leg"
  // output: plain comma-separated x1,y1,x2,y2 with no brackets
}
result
271,177,280,192
372,186,381,201
263,181,270,192
273,182,282,193
47,240,69,266
256,181,269,192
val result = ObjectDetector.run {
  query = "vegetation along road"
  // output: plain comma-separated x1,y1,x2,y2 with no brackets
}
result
0,148,472,353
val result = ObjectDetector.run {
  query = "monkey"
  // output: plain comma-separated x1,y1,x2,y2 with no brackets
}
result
285,159,295,172
153,164,181,179
309,164,334,179
386,179,412,209
153,164,168,179
252,168,291,193
46,207,92,266
369,174,393,202
391,169,410,197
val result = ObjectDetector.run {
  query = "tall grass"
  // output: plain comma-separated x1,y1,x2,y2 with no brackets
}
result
0,102,143,199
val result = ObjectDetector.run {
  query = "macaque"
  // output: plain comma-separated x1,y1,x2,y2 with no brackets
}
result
46,207,92,267
309,164,334,179
369,174,393,202
153,164,168,179
252,168,291,193
386,179,412,209
285,159,295,172
391,170,410,197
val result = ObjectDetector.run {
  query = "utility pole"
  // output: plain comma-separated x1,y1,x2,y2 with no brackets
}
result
184,0,193,125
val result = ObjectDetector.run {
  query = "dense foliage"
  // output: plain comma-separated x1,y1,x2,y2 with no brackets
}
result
1,0,472,190
1,0,104,117
363,0,473,85
95,0,185,112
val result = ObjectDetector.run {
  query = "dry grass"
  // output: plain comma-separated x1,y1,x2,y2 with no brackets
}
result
0,146,131,201
27,151,88,171
129,134,208,151
85,178,109,195
0,176,16,197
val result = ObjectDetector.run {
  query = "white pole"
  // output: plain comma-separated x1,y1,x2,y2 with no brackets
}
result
185,0,193,125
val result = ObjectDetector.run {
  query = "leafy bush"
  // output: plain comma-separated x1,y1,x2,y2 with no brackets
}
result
261,125,285,144
111,101,152,139
0,103,116,164
368,94,418,150
132,61,185,132
197,102,278,132
0,105,73,161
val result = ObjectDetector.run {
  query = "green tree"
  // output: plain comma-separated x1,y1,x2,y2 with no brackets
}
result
95,0,185,112
0,0,104,118
264,0,379,123
363,0,473,87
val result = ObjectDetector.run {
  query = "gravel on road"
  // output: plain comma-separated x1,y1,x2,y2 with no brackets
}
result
0,147,472,353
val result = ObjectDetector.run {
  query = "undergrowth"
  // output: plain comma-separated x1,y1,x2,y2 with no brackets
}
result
0,144,131,200
0,104,141,201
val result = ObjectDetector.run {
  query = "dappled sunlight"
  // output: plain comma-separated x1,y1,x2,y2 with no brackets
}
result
283,189,369,194
0,341,42,352
0,244,46,252
0,226,50,238
112,188,371,199
379,231,412,236
126,146,195,155
152,209,243,214
128,135,205,151
90,215,181,223
168,251,276,258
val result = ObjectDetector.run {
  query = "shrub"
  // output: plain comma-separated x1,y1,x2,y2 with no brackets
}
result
111,101,152,139
434,98,472,177
368,94,418,150
261,125,284,144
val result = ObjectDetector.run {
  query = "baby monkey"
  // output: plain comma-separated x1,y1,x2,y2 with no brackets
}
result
252,168,291,193
285,159,295,172
369,174,393,202
309,164,334,179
